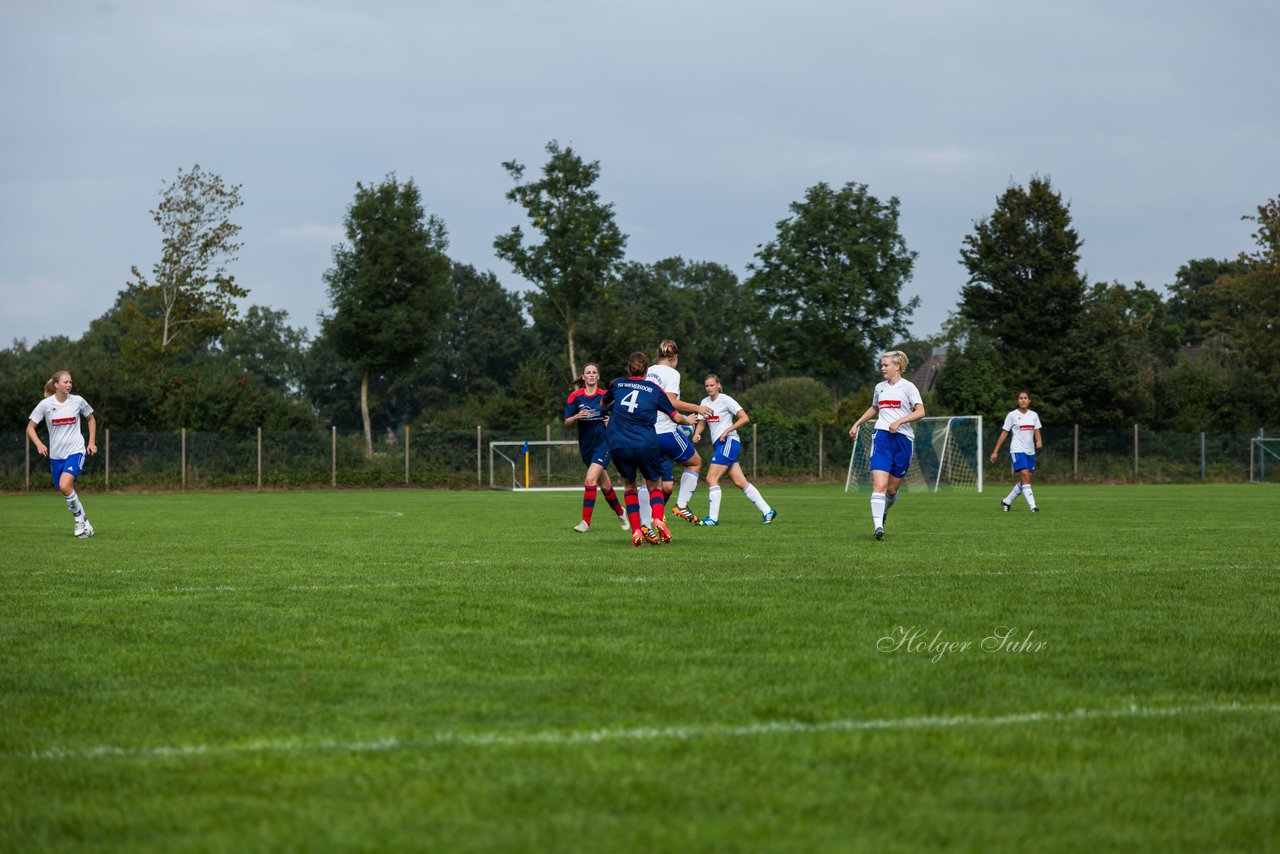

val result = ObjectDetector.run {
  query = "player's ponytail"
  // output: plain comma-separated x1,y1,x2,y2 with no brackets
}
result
44,370,69,397
656,339,679,362
627,352,649,377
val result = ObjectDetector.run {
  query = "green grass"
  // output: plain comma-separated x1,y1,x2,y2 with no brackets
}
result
2,483,1278,851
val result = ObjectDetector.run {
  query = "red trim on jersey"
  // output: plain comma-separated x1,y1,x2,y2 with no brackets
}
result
1018,424,1036,430
877,400,902,408
51,417,77,425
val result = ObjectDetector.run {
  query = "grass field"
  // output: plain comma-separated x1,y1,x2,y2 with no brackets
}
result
2,483,1278,851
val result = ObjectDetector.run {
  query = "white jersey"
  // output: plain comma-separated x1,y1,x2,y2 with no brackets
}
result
29,394,94,460
698,393,742,444
645,363,681,435
1002,408,1042,456
872,379,923,441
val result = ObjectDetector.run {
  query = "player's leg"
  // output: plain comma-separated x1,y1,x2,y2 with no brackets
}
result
56,456,92,538
869,469,890,539
596,463,629,529
640,450,671,542
702,462,727,525
1020,462,1038,512
576,462,601,531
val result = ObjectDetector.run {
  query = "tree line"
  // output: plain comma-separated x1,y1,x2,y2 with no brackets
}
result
4,147,1277,455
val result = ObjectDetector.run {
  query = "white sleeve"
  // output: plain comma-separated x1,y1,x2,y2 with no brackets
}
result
28,399,46,424
1002,411,1016,431
79,396,94,416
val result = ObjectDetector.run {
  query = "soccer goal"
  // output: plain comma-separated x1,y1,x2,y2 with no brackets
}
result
490,440,584,491
845,416,984,493
1249,437,1280,484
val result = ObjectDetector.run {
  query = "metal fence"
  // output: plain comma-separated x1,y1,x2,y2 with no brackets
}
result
3,424,1273,492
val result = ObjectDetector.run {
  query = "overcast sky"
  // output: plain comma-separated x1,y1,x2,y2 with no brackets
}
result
2,0,1277,352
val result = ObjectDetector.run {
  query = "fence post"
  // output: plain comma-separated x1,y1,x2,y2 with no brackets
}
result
818,424,824,480
25,432,30,492
331,426,337,488
404,424,410,486
546,424,552,483
105,428,110,490
1200,432,1206,480
257,427,263,489
1073,424,1079,481
181,427,186,490
752,422,758,481
476,425,482,487
1133,423,1139,482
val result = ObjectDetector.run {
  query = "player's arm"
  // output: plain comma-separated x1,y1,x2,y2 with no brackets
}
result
1034,427,1043,452
889,403,925,434
849,405,878,438
26,420,48,457
728,407,750,435
85,413,97,455
989,430,1009,463
668,392,713,418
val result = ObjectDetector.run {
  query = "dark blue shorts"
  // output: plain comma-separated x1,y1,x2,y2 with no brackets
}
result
50,453,84,486
1011,452,1036,473
612,446,665,485
869,431,913,479
582,441,612,469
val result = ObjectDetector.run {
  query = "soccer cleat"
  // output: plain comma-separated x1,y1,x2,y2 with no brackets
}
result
653,519,673,543
670,504,700,525
74,520,84,537
618,514,630,531
1001,502,1011,512
874,527,885,541
700,518,719,527
631,529,645,548
641,525,662,545
76,520,95,539
762,508,777,525
1031,507,1040,513
572,520,590,533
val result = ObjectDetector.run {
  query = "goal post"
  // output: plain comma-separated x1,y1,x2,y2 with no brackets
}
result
1250,437,1280,484
845,416,984,494
490,440,584,491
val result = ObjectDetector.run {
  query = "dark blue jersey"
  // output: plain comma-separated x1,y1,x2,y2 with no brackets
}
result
565,387,609,453
604,376,677,450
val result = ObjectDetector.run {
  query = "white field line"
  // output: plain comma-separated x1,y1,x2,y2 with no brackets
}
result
15,702,1279,763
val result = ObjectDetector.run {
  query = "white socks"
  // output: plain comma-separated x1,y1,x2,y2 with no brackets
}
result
637,485,653,526
65,491,85,520
1023,486,1037,510
677,470,699,508
708,485,723,520
870,492,886,528
1004,483,1022,505
742,483,770,514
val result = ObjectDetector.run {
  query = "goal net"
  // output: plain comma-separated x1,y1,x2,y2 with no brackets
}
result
490,440,584,491
845,416,983,493
1250,437,1280,484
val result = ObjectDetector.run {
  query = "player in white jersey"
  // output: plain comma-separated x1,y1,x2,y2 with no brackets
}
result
989,390,1043,512
645,340,712,525
690,374,776,526
26,370,98,538
848,351,925,540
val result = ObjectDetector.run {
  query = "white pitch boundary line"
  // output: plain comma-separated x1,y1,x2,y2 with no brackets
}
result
15,702,1279,763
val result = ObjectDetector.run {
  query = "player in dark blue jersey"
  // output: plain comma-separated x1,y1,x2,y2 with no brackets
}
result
604,352,697,547
564,362,629,534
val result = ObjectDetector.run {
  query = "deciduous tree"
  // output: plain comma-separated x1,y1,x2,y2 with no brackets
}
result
494,141,626,381
749,181,917,403
323,175,452,456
